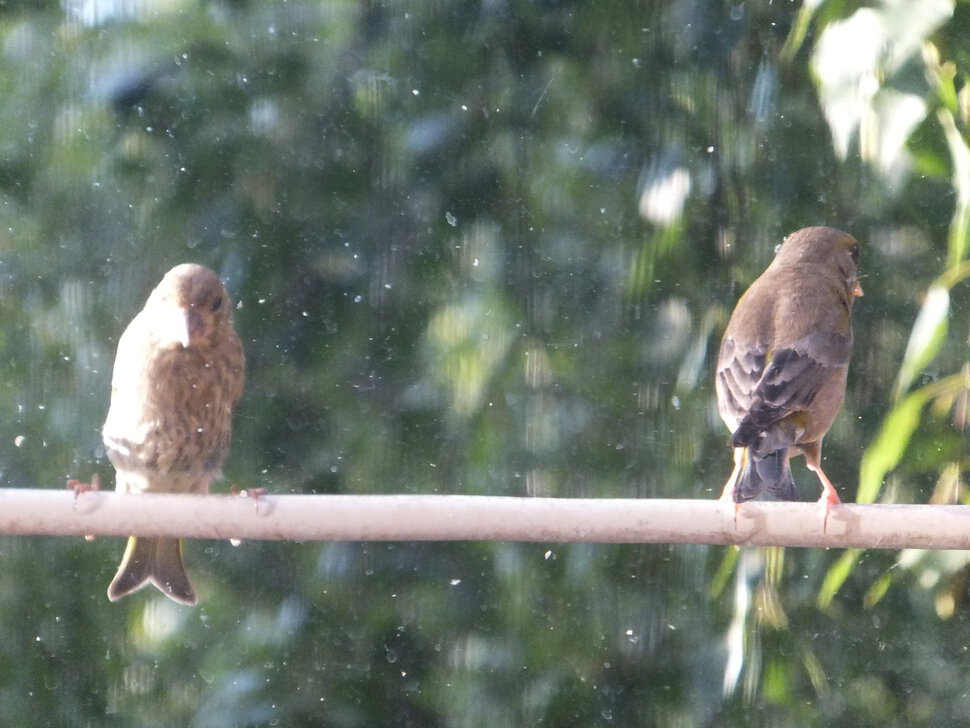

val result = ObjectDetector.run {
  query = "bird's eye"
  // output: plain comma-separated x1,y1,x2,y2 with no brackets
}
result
211,296,223,313
848,242,860,265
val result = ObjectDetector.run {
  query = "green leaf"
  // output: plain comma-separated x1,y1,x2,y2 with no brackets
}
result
709,545,739,599
892,284,950,399
863,569,895,608
857,391,927,503
817,548,863,609
938,108,970,265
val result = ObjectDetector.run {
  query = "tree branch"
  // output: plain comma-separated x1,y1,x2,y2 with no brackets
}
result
3,490,968,549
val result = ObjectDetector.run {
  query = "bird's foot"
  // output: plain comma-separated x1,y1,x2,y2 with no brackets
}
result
66,472,100,496
817,487,841,533
717,491,743,529
65,473,99,541
230,484,267,499
228,485,267,547
717,452,745,529
807,462,841,533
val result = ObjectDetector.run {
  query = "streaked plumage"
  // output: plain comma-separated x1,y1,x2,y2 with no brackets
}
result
103,264,245,605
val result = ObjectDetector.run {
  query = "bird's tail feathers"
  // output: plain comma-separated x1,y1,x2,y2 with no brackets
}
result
735,448,799,502
107,536,198,606
730,419,762,449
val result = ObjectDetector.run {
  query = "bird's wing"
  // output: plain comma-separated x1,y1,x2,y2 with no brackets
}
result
742,330,853,431
715,335,766,429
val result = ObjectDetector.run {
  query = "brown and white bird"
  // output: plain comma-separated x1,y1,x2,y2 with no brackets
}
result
715,226,862,510
103,264,245,605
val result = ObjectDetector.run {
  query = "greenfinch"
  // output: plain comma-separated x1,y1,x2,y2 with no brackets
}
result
103,264,245,605
715,226,862,508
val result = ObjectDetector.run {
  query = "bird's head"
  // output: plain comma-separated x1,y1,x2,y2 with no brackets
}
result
147,263,235,349
772,226,863,298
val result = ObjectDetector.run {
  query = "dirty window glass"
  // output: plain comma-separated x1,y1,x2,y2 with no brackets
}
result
1,1,965,725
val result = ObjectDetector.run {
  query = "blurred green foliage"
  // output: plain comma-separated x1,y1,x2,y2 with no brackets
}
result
0,0,965,725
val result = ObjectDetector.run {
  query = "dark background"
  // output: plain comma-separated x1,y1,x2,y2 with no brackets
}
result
0,0,967,725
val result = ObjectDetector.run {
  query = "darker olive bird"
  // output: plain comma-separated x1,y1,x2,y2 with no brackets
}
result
103,264,245,605
715,226,862,509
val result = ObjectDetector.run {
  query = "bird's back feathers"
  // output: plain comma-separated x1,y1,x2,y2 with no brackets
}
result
715,226,861,503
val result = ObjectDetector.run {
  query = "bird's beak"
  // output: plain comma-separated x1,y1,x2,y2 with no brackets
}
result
185,308,204,344
853,280,864,297
161,306,202,348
